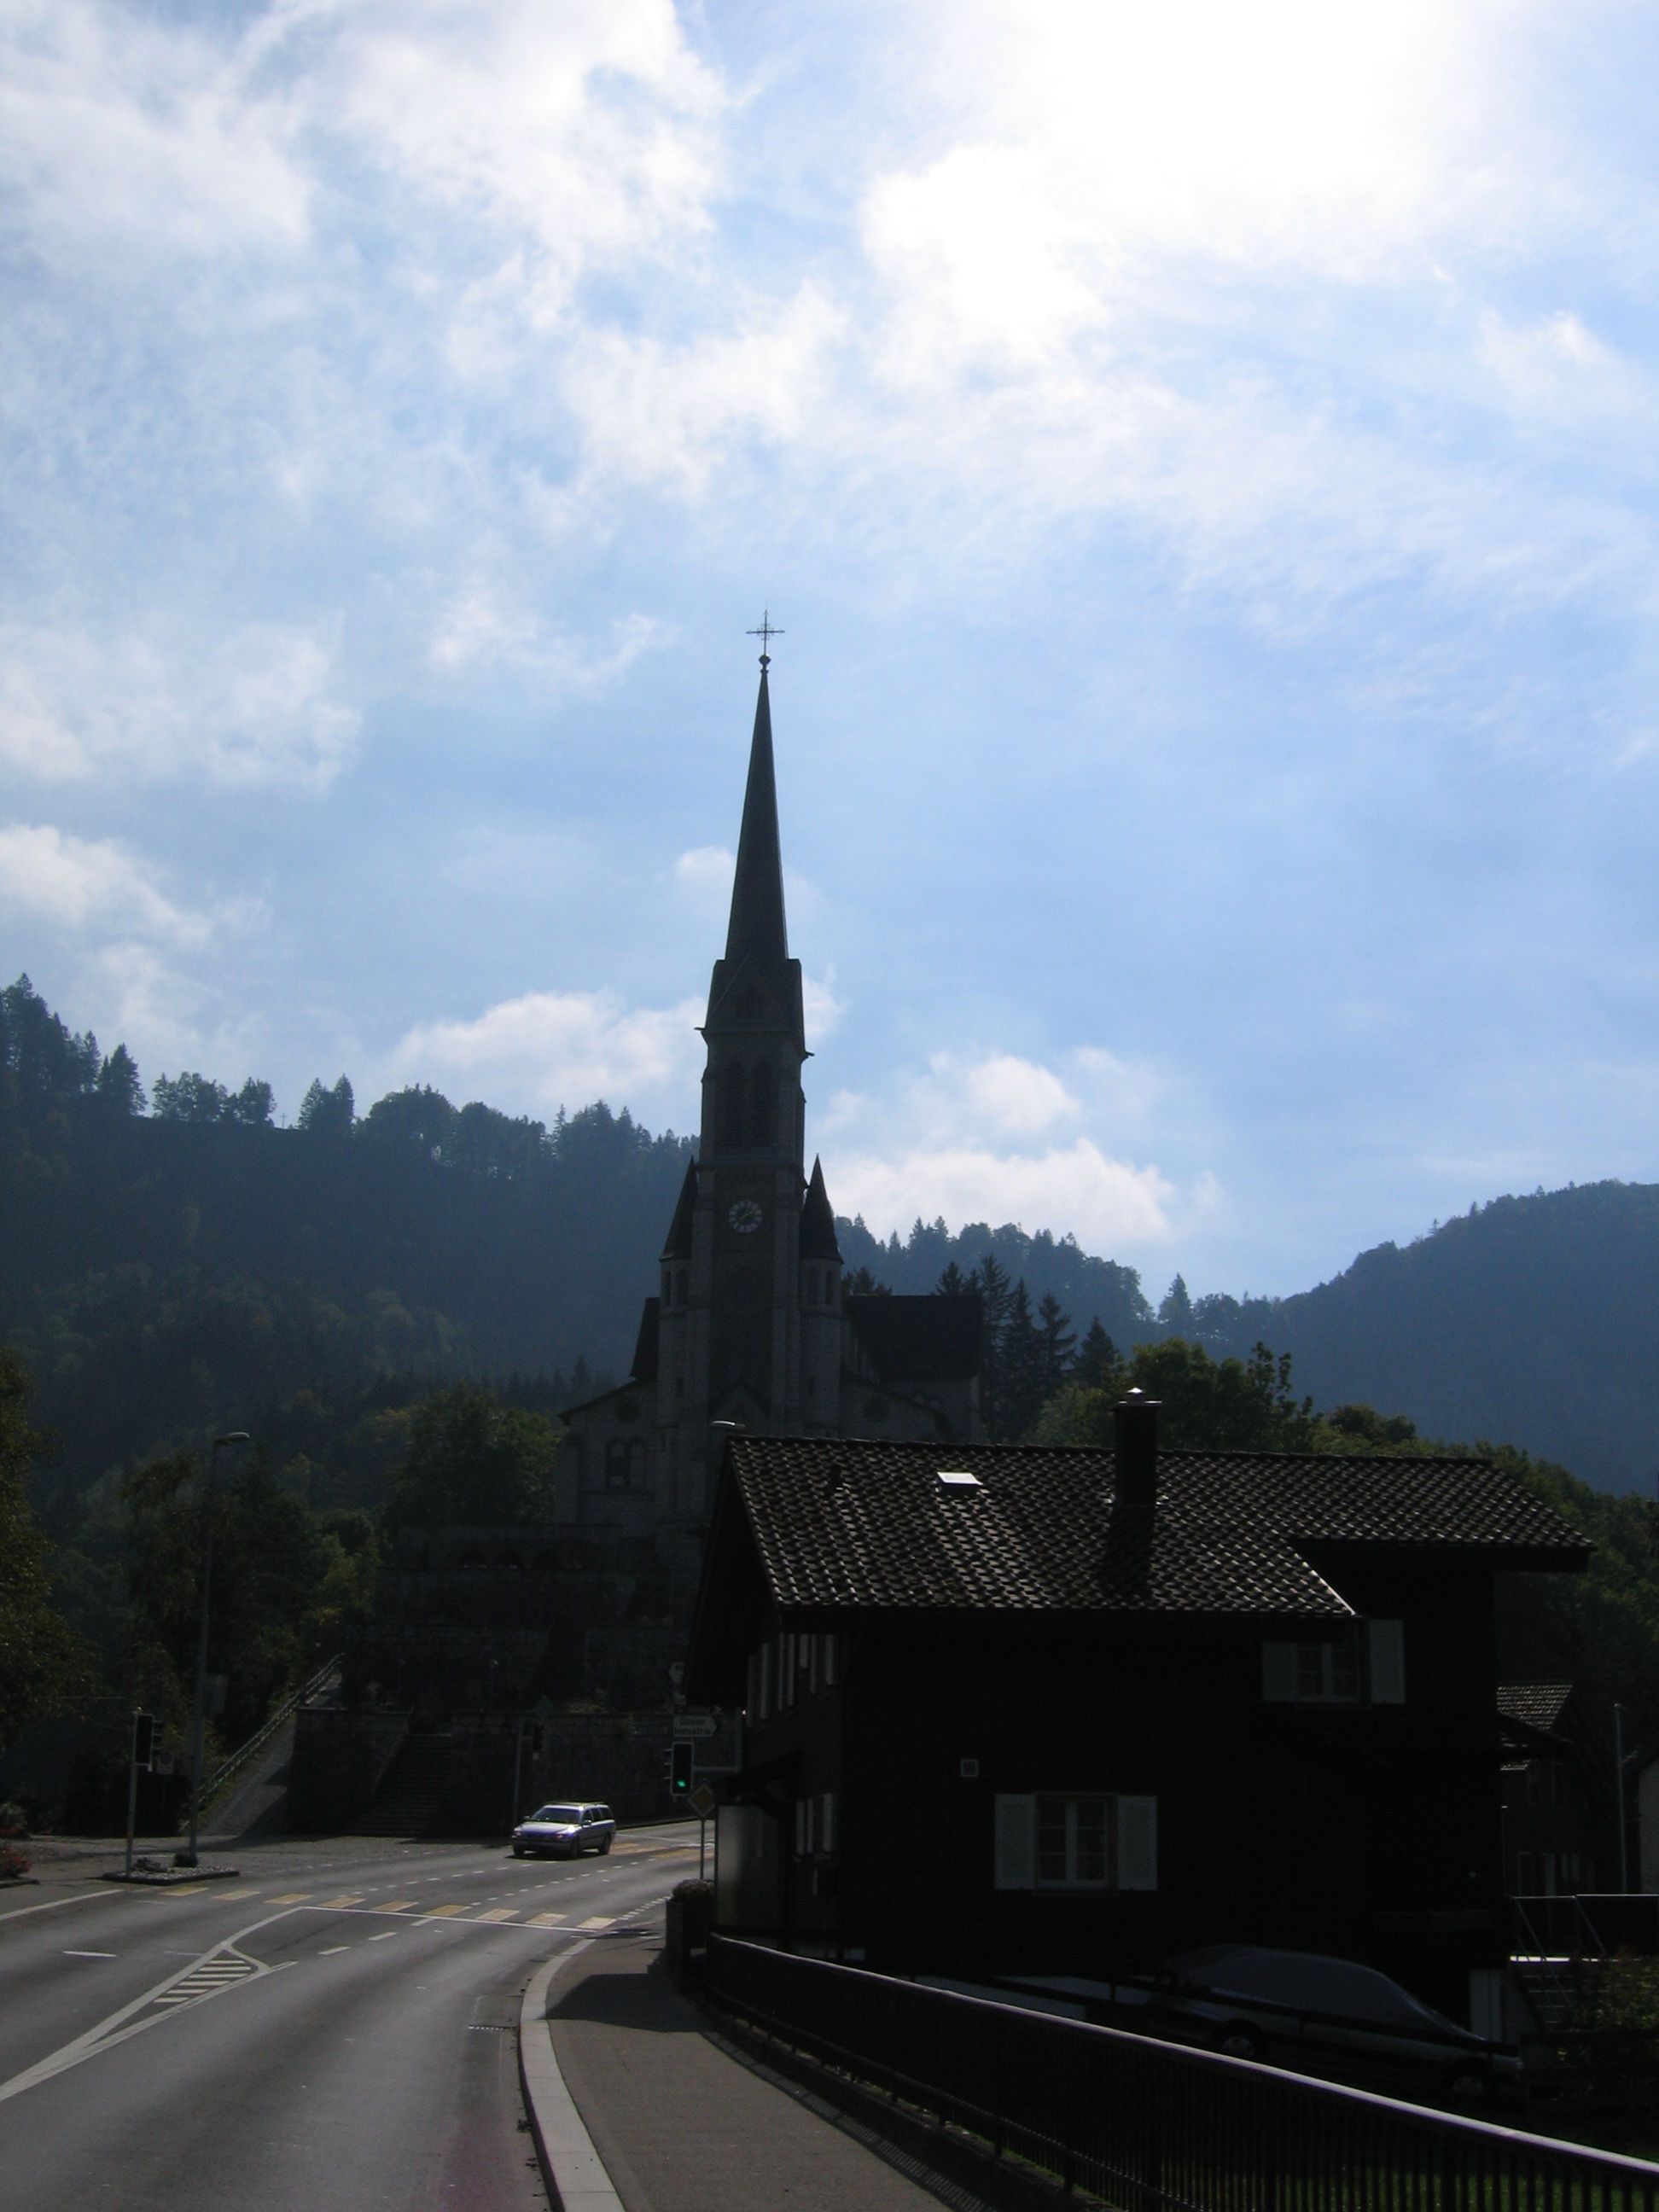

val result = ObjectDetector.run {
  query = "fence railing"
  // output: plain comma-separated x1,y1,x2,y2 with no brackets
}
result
707,1935,1659,2211
1513,1895,1659,1961
201,1653,343,1807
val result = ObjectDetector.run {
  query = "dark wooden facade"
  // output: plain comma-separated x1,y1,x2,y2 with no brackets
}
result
686,1426,1588,2021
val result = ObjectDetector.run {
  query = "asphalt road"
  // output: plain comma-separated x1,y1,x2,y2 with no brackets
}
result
0,1825,701,2212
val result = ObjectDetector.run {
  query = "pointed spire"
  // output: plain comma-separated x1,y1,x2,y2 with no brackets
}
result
661,1158,698,1260
800,1155,841,1260
725,666,789,970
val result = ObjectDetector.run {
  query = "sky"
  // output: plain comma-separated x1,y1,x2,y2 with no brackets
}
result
3,0,1656,1306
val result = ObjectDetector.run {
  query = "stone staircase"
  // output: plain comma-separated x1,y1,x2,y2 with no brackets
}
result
350,1733,457,1838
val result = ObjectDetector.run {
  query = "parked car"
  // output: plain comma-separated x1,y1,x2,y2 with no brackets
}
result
511,1803,615,1859
1004,1945,1522,2103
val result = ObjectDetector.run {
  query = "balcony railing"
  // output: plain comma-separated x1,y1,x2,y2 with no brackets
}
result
707,1934,1659,2210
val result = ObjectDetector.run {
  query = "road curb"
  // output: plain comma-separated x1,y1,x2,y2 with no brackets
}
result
519,1944,624,2212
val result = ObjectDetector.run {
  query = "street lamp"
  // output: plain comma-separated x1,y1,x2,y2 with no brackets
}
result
185,1430,250,1864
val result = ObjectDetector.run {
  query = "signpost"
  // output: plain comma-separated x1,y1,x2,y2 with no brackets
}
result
125,1710,154,1878
690,1781,716,1878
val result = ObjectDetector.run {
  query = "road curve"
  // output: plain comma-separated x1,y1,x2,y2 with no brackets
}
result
0,1827,697,2212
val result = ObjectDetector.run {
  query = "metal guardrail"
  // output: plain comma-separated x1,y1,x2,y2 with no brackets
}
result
201,1653,343,1807
707,1935,1659,2210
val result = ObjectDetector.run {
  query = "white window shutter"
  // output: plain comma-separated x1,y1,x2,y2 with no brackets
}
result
994,1795,1036,1890
1261,1642,1297,1703
1369,1619,1406,1704
1117,1796,1158,1891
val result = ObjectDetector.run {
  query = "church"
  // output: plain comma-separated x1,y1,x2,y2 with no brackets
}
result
558,648,983,1598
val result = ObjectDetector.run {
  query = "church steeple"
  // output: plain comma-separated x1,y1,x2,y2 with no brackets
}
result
725,664,789,971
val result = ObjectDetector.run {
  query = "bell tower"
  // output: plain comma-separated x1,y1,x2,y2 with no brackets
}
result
655,641,810,1526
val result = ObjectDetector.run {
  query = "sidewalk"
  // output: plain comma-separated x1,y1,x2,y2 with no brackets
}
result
533,1932,964,2212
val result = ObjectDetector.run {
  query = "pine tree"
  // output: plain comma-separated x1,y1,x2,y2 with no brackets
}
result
934,1261,970,1297
1074,1318,1121,1390
1000,1279,1045,1439
1037,1291,1076,1404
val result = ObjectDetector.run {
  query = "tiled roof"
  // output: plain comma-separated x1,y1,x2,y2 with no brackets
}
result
720,1438,1590,1622
1497,1683,1576,1732
845,1296,982,1385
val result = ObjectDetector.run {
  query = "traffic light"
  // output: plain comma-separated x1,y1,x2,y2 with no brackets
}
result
670,1740,693,1799
132,1712,155,1772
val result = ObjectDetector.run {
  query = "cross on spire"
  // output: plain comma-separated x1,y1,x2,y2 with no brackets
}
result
747,609,783,668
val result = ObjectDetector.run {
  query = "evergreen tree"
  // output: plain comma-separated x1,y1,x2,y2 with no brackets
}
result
95,1045,144,1115
1000,1279,1045,1439
0,1349,98,1749
1158,1273,1195,1336
298,1074,355,1137
1074,1318,1121,1390
1037,1291,1076,1402
934,1261,971,1297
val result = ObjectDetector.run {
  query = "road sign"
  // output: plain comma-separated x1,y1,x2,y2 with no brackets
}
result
690,1783,716,1819
673,1713,718,1740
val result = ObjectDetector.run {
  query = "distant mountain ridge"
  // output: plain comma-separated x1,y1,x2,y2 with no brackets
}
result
4,978,1656,1493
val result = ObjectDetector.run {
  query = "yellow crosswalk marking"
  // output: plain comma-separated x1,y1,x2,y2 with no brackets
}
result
473,1908,517,1923
319,1895,364,1908
268,1892,312,1904
214,1889,261,1901
373,1901,417,1913
528,1912,568,1927
578,1916,612,1930
423,1903,468,1917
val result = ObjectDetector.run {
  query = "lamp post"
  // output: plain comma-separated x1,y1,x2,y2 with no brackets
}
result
185,1431,250,1864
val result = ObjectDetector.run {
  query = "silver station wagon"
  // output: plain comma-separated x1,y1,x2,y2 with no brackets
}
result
511,1802,615,1859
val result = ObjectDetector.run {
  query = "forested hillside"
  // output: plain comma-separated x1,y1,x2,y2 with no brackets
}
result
1,978,688,1508
1181,1187,1659,1493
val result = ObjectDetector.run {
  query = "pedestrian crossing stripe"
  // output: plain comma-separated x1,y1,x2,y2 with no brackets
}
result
578,1916,612,1930
319,1895,365,1908
423,1903,468,1917
473,1908,518,1922
373,1901,417,1913
267,1892,311,1904
527,1912,568,1926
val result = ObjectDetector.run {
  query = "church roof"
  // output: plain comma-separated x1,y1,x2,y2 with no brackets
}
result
629,1297,660,1383
725,667,789,970
800,1157,841,1260
846,1294,982,1384
661,1159,698,1260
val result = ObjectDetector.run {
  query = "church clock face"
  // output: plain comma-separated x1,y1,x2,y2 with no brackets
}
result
727,1197,763,1235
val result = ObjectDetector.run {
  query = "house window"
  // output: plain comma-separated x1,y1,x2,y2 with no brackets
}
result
994,1795,1156,1892
823,1634,836,1688
821,1792,836,1854
628,1439,649,1491
1263,1622,1394,1704
605,1441,629,1492
760,1643,771,1720
1527,1766,1545,1807
1552,1763,1569,1808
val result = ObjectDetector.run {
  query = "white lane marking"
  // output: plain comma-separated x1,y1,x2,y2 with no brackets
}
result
367,1932,398,1942
0,1890,114,1926
63,1950,116,1959
0,1905,301,2105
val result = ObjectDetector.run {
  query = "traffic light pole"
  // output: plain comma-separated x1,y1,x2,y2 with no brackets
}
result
125,1714,139,1879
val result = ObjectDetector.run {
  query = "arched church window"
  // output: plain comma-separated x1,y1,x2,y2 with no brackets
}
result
676,1267,689,1305
605,1440,628,1492
724,1062,745,1147
628,1439,648,1491
751,1060,775,1145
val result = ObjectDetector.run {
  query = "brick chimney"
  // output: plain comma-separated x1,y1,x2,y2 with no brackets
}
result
1114,1388,1160,1507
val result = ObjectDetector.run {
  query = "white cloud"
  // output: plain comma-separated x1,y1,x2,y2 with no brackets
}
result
674,845,735,892
0,623,359,789
802,969,846,1043
963,1052,1079,1135
394,987,706,1115
830,1137,1173,1252
0,823,208,945
431,594,673,683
